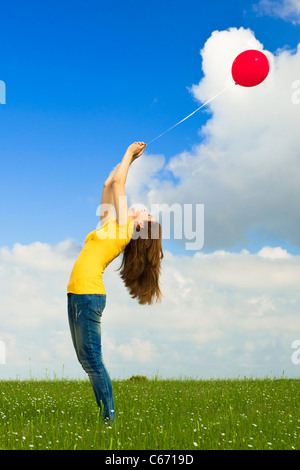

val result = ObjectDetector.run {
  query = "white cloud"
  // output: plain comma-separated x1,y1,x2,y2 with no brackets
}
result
1,239,299,379
254,0,300,24
129,27,300,251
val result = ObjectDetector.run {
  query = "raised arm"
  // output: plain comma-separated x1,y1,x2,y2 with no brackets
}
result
112,142,146,225
112,142,146,184
99,164,119,226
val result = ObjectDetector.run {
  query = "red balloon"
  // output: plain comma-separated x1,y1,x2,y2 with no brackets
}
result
231,49,270,87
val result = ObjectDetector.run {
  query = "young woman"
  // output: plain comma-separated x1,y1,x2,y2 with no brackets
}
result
67,142,164,424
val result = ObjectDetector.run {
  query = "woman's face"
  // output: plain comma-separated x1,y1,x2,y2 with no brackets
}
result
130,208,155,228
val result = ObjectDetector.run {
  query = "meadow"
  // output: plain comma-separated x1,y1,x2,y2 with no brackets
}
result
0,376,299,450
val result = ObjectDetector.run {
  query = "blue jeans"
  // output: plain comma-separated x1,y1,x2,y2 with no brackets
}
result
67,293,115,423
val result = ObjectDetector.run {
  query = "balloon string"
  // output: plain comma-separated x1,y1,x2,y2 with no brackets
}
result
146,83,234,146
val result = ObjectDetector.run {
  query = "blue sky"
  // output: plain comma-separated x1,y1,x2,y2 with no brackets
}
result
1,0,299,251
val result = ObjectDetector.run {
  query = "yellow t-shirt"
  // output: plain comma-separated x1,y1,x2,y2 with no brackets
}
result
67,216,134,295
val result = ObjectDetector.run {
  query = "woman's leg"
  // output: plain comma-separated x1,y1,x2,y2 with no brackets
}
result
67,293,115,423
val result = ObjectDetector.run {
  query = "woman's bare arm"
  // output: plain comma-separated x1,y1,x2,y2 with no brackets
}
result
104,163,121,187
112,142,146,184
100,185,114,225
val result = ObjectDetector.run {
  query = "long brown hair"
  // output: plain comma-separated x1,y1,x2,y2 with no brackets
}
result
116,220,164,305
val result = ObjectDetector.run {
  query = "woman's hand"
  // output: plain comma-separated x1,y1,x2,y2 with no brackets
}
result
104,163,120,187
126,142,147,163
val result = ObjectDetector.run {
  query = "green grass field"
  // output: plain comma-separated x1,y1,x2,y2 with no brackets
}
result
0,376,299,450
